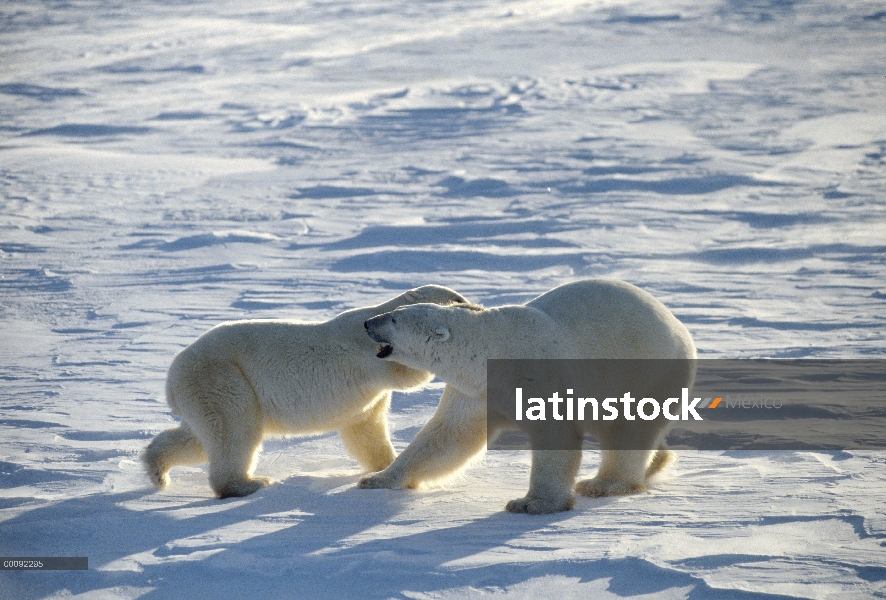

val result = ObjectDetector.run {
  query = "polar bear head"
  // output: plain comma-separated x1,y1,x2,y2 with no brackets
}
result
348,286,470,392
364,302,486,394
390,285,469,309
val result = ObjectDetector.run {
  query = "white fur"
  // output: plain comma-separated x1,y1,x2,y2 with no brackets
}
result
142,285,467,498
360,279,696,514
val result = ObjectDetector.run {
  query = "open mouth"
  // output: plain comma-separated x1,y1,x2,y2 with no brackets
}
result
376,344,393,359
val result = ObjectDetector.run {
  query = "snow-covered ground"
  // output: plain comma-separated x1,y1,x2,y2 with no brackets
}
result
2,0,885,597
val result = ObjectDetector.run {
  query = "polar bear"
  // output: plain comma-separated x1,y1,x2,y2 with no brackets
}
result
360,279,696,514
142,285,468,498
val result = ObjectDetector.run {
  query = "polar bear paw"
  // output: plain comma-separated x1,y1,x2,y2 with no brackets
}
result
357,472,409,489
575,477,647,498
144,463,170,489
215,476,273,498
505,494,575,514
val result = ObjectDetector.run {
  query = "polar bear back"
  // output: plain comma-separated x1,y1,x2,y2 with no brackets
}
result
167,285,467,429
526,279,696,360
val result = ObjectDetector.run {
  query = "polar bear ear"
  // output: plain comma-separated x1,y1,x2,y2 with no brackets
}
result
434,326,450,342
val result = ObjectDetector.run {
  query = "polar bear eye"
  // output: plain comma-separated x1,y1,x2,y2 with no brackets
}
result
391,317,396,324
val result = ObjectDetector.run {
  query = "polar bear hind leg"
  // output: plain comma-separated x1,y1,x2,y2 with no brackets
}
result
645,444,676,478
338,392,397,472
575,449,656,497
203,409,270,498
142,423,207,489
172,364,271,498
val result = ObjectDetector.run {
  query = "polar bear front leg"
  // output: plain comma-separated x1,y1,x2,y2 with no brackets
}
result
358,385,486,489
506,449,581,514
339,392,397,472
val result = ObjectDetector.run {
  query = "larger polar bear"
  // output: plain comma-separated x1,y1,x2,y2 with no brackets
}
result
361,279,696,514
143,285,468,498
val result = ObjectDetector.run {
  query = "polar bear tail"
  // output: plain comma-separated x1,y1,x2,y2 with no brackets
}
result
142,424,207,489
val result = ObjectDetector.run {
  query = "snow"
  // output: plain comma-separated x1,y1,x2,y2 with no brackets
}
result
2,0,885,598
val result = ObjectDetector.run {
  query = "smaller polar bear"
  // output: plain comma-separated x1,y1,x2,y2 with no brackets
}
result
143,285,468,498
361,279,696,514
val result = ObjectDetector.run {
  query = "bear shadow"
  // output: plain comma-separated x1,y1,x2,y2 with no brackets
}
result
0,474,790,600
0,472,564,599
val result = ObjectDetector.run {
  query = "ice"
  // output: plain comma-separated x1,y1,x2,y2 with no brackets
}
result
2,0,885,598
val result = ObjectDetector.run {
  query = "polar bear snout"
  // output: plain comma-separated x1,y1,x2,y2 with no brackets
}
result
364,314,389,341
364,314,394,358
